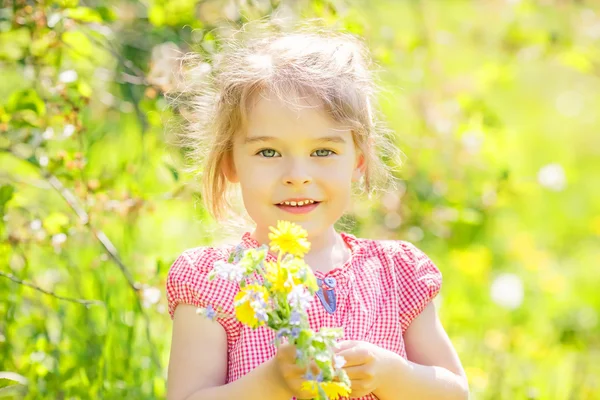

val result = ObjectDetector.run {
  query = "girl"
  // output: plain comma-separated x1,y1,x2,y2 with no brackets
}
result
166,26,468,400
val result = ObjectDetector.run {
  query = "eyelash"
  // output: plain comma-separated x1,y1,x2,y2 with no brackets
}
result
256,149,336,158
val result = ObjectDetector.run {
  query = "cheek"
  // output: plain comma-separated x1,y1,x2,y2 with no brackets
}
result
237,171,273,205
319,167,354,191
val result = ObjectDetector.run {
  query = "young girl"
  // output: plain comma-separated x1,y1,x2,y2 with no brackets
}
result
166,26,468,400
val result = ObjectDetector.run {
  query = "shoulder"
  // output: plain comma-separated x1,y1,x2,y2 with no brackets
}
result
172,245,232,272
167,245,232,286
166,244,240,319
349,234,442,287
348,234,432,267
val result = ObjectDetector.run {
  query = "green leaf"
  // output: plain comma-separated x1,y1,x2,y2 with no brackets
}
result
164,163,179,182
0,371,28,398
43,212,70,234
77,81,93,98
52,0,79,8
61,31,93,57
558,49,593,73
65,7,103,23
148,5,165,27
96,6,117,22
0,185,14,219
0,384,28,398
30,35,54,57
0,28,31,61
5,89,46,116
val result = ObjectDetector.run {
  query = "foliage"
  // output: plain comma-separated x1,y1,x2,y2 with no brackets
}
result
0,0,599,399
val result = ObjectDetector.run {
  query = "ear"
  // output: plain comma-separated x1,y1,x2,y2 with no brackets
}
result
222,152,239,183
352,151,366,182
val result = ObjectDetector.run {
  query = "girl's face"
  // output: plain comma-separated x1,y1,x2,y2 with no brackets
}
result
228,91,364,241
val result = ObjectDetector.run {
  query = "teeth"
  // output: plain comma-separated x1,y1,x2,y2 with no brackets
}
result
279,200,316,206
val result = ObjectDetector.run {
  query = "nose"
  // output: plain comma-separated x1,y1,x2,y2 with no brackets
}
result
282,159,312,186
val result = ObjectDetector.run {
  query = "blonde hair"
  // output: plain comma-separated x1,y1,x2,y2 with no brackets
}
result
168,22,400,221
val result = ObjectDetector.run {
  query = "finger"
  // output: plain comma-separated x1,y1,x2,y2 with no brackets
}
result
336,347,373,367
343,365,375,381
334,340,357,353
335,349,363,367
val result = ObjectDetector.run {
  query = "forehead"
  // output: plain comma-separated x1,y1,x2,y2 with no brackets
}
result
240,90,352,143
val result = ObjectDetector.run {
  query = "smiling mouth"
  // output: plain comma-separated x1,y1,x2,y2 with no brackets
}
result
274,200,321,214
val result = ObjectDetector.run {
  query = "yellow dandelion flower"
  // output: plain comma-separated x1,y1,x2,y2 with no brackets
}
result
321,381,351,399
300,381,350,400
264,260,289,293
268,220,310,257
233,284,269,328
299,380,319,398
265,257,315,294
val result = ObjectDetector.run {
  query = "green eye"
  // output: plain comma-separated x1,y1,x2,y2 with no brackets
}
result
258,149,280,158
312,149,334,157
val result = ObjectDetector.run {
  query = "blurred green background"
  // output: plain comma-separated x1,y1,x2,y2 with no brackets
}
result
1,0,599,399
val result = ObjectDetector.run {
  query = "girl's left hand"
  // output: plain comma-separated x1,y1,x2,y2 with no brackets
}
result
334,340,389,398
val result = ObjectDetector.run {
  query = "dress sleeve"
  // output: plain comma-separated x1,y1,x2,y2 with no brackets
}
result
393,241,443,332
166,247,241,339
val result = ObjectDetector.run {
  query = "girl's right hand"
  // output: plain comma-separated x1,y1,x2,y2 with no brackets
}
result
272,342,316,399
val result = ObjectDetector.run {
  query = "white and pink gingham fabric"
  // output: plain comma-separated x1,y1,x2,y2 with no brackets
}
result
167,232,442,400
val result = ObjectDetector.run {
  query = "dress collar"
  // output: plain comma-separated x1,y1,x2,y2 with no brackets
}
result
239,231,363,281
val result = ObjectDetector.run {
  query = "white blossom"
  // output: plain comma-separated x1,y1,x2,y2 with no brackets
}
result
538,163,566,191
287,285,312,312
491,273,524,309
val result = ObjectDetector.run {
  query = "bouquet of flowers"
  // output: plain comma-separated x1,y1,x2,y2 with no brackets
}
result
196,220,351,400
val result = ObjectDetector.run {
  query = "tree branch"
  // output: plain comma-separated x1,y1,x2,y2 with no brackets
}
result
2,148,162,370
0,270,104,307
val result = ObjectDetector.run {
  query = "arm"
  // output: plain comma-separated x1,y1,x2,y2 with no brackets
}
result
167,304,291,400
372,302,469,400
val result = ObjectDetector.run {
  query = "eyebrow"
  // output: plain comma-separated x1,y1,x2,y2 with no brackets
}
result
243,135,347,145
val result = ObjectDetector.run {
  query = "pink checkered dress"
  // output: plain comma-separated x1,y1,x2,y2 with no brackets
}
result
167,232,442,400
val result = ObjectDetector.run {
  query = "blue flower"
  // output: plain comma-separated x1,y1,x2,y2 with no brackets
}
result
276,328,290,338
287,285,312,312
291,327,301,338
290,310,302,326
205,305,217,320
316,371,323,382
250,299,269,323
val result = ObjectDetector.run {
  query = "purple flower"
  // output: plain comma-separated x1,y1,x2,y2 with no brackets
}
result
290,310,302,326
211,260,244,283
276,328,290,338
250,299,269,323
205,305,217,320
316,372,323,382
287,285,312,312
291,327,301,338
